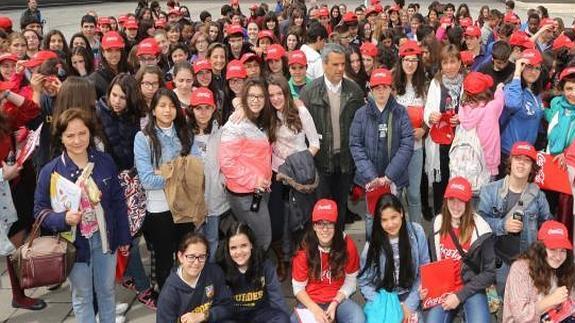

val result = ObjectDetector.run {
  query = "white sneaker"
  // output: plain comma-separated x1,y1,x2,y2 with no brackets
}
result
116,303,129,315
116,315,126,323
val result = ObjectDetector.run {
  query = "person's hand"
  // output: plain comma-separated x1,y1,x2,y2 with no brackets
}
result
229,106,246,124
180,312,206,323
442,293,460,310
1,161,22,181
505,216,523,233
414,128,426,140
401,303,412,323
253,46,264,57
45,76,62,95
118,245,130,256
449,113,459,126
15,60,27,74
255,177,270,191
65,210,82,226
294,98,304,108
30,73,45,93
553,153,567,171
429,112,442,124
419,287,428,300
546,286,569,308
325,301,338,322
365,177,380,191
311,307,330,323
514,58,528,77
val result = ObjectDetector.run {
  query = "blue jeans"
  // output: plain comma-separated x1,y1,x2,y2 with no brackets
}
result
124,235,150,292
68,232,116,323
407,148,423,225
425,292,490,323
290,299,365,323
496,261,510,298
202,215,220,263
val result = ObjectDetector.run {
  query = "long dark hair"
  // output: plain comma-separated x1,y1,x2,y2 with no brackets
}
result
393,53,427,98
66,46,95,76
106,73,146,121
143,88,192,167
267,74,302,134
518,241,575,295
359,194,414,292
300,220,347,281
345,46,368,94
240,78,275,142
220,223,265,289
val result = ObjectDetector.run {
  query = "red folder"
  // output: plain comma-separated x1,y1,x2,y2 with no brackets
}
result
366,185,391,215
535,152,572,195
420,259,459,309
406,106,424,129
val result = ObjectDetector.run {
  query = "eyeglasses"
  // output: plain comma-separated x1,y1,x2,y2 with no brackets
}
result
141,81,160,88
183,253,207,263
525,65,542,72
403,58,419,64
247,94,265,101
313,221,335,230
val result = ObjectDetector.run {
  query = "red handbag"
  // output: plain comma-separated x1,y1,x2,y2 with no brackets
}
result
12,212,76,289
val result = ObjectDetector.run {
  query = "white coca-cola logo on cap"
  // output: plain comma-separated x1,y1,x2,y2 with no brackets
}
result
197,92,211,98
548,228,566,236
317,204,333,210
451,183,465,191
373,72,387,78
517,144,531,150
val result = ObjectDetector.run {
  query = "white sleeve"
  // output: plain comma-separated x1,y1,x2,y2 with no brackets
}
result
299,105,320,149
338,271,358,298
424,79,441,127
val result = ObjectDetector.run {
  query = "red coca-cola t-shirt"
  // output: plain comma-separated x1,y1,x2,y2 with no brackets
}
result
292,235,360,304
439,228,470,290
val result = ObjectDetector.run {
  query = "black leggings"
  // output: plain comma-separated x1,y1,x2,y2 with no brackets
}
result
432,145,451,214
142,211,193,290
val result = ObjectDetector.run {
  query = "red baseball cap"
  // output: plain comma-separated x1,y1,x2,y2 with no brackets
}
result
227,24,244,37
312,199,338,223
230,0,239,5
444,176,472,202
521,49,543,67
124,19,139,30
360,42,378,58
23,50,59,68
559,67,575,81
538,220,573,250
540,18,555,28
118,15,128,25
460,50,474,66
168,8,182,16
509,31,533,49
193,59,212,74
265,44,286,61
258,30,274,41
459,17,473,28
387,4,401,13
190,87,215,107
288,50,307,66
511,141,537,161
430,113,455,145
0,16,12,32
0,53,18,64
101,31,125,50
342,12,358,24
399,40,422,57
365,6,378,17
370,68,392,87
155,20,166,28
226,59,247,80
240,52,261,64
553,34,575,51
137,38,160,57
504,13,520,24
98,17,111,26
370,0,380,5
463,72,494,95
318,7,330,18
464,25,481,38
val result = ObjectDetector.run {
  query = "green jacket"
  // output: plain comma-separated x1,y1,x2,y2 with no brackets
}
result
299,77,365,174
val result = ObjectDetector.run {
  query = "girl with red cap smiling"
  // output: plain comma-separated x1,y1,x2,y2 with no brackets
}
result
503,220,575,322
291,199,364,323
88,31,129,99
425,177,496,322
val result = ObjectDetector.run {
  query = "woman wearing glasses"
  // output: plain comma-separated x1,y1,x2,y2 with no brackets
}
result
291,199,365,323
157,233,233,323
219,78,274,251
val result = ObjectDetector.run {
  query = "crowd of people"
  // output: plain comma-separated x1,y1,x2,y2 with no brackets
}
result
1,0,575,322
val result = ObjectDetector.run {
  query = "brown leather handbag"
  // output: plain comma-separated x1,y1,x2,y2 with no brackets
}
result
12,212,76,289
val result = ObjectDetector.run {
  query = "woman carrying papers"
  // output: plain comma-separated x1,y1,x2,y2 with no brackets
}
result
34,108,131,323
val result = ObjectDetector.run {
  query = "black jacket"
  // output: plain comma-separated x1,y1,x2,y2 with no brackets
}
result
88,67,116,99
299,77,364,174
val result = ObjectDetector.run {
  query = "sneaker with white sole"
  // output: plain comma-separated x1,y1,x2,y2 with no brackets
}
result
116,303,129,315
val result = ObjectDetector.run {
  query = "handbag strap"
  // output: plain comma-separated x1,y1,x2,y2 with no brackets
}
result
447,228,481,273
27,211,50,248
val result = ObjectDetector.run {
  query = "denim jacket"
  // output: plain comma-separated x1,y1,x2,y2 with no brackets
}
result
33,149,131,263
478,176,553,252
358,222,429,311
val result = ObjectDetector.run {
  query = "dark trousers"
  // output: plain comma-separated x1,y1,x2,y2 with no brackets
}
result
317,167,353,230
432,145,451,214
142,211,193,290
221,307,290,323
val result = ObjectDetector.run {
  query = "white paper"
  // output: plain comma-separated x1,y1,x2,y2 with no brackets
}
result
50,172,82,241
